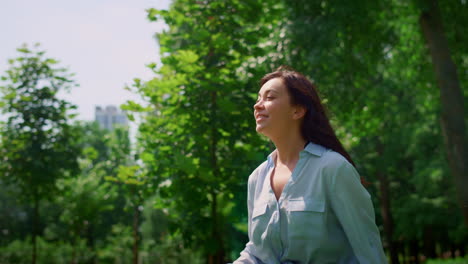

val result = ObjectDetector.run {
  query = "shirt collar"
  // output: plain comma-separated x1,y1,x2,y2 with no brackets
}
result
266,141,327,165
303,141,327,157
267,150,276,165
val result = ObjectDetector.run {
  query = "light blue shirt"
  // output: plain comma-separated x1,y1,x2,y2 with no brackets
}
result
233,142,387,264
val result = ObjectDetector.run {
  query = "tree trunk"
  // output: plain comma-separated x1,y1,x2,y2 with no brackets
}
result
87,224,96,264
32,193,39,264
207,192,225,264
378,170,399,264
71,236,77,264
206,90,225,264
423,227,436,258
410,240,420,264
419,0,468,226
403,243,408,264
133,204,139,264
450,242,456,258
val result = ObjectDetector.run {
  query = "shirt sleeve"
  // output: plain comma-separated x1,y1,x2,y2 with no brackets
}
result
327,159,388,264
232,169,263,264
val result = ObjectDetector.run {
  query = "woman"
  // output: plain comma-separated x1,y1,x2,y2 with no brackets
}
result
233,67,387,264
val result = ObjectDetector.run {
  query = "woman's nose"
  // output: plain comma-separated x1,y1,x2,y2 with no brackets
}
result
253,100,263,110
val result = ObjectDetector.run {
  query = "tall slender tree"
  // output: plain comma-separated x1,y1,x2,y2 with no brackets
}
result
418,0,468,227
0,44,81,264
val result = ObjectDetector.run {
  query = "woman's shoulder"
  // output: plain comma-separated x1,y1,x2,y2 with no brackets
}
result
320,149,350,169
305,142,350,170
318,149,362,190
247,160,269,185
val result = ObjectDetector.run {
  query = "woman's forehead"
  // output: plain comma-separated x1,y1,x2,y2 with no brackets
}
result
259,78,285,94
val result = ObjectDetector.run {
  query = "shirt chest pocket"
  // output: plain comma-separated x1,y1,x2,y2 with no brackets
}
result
252,202,268,219
287,198,326,240
250,202,269,243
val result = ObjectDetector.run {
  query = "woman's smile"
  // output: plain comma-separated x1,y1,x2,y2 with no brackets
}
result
255,114,268,122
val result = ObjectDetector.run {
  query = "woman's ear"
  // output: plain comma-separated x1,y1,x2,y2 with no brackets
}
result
293,105,306,120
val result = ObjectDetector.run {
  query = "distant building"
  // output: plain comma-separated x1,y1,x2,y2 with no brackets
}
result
95,105,128,130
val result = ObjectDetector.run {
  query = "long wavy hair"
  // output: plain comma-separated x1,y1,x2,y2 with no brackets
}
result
260,67,367,185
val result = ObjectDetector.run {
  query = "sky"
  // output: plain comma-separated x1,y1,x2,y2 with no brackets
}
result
0,0,171,121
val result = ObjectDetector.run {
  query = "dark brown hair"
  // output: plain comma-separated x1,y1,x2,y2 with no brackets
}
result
261,66,368,185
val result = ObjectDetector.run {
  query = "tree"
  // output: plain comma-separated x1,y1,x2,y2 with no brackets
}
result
418,0,468,227
271,1,406,261
56,143,117,263
106,164,148,264
53,122,135,264
104,125,149,264
0,44,81,264
124,1,282,262
271,0,468,261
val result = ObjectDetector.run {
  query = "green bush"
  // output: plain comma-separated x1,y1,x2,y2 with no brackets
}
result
140,233,204,264
96,223,204,264
426,257,468,264
0,236,93,264
96,224,133,264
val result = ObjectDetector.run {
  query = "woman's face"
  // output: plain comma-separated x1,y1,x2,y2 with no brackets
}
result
254,78,301,138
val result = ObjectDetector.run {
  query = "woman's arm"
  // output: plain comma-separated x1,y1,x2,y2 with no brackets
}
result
232,242,261,264
232,169,263,264
328,158,388,264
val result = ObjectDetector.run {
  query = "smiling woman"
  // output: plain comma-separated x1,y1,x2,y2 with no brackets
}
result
254,78,302,144
232,67,388,264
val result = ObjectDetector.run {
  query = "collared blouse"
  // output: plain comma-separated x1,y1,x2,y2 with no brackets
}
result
233,142,388,264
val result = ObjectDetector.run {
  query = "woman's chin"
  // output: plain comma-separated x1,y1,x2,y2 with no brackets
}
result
255,124,265,133
255,125,271,137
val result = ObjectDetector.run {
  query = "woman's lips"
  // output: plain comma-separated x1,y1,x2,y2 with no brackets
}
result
255,114,268,122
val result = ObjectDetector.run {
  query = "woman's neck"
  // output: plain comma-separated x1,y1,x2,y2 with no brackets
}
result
271,132,306,166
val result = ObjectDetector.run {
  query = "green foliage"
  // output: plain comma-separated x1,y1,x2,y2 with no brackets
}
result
0,179,31,245
0,237,93,264
1,1,466,263
274,0,468,260
56,161,117,243
0,43,80,200
97,224,133,264
426,257,468,264
0,43,81,263
140,232,205,264
127,0,468,261
74,121,112,165
126,0,282,258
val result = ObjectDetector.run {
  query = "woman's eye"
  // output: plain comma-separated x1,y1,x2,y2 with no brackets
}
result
256,96,274,103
